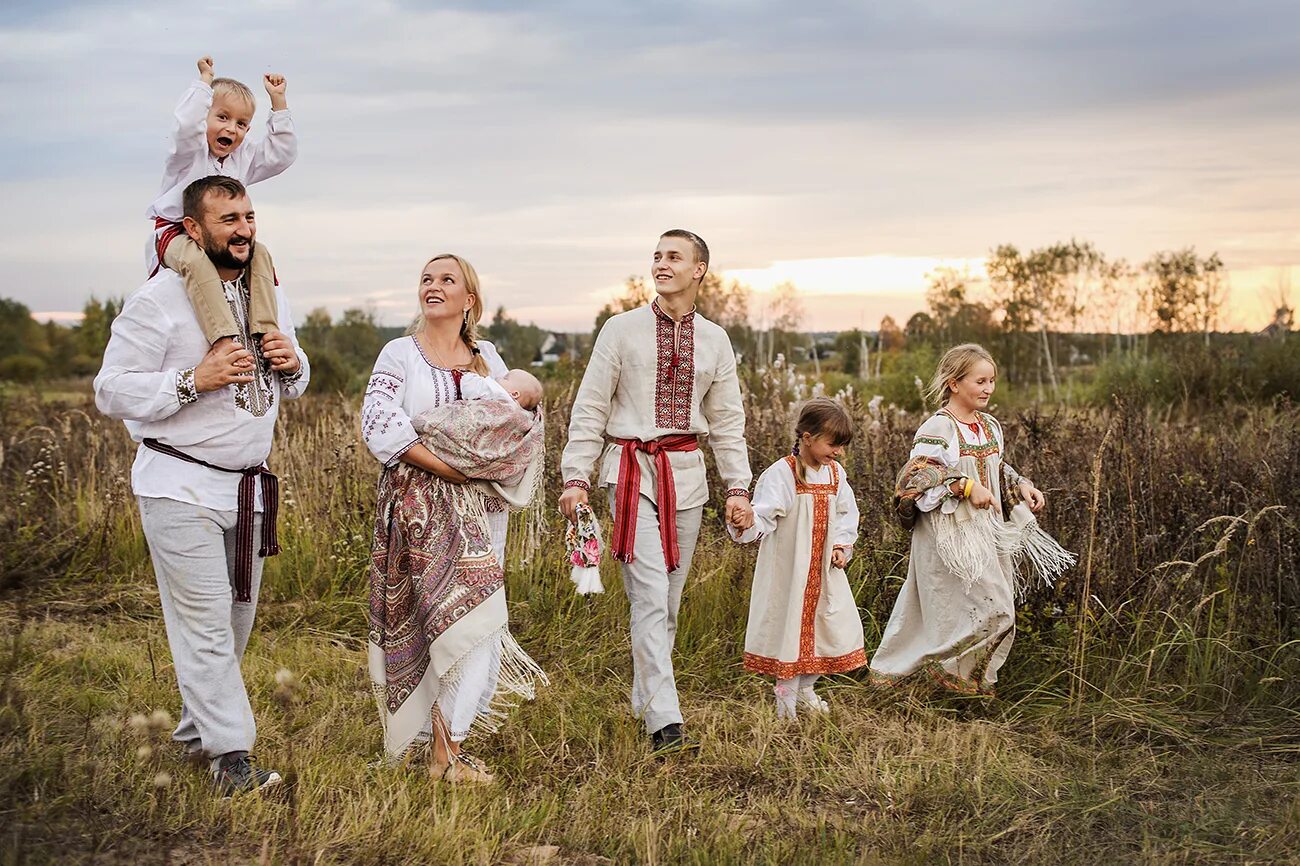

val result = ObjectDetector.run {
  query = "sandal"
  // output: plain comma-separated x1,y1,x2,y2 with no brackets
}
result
431,751,495,785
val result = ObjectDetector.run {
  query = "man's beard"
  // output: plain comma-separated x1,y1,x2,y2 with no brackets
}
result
200,232,255,272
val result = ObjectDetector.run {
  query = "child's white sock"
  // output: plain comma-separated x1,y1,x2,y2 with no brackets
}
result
797,675,829,713
774,678,798,720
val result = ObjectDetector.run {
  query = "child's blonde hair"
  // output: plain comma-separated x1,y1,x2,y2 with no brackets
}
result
927,343,997,406
792,397,853,482
211,77,256,111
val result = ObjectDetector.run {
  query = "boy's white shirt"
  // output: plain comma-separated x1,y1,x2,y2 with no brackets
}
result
144,79,298,273
560,302,751,509
94,270,310,513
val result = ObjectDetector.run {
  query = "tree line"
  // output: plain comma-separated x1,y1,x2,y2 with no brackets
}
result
2,239,1293,406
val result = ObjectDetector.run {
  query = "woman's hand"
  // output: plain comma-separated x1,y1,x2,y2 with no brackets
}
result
831,546,850,569
968,482,995,509
398,442,467,484
430,460,468,485
1019,480,1046,512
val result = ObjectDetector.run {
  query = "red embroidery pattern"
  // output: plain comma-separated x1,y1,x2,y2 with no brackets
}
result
743,456,865,678
744,648,867,679
652,301,694,430
943,409,1000,490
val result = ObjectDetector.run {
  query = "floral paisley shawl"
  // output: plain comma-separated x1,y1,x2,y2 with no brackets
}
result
368,399,543,715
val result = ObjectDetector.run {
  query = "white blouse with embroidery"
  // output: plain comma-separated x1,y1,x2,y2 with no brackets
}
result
908,411,1023,514
362,336,508,467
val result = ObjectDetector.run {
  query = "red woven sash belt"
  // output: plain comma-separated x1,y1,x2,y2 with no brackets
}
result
142,438,280,602
611,434,699,572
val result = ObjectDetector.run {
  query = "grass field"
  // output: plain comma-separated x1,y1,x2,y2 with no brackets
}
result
2,377,1298,864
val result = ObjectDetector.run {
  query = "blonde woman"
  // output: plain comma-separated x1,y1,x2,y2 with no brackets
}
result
361,254,546,782
869,344,1048,696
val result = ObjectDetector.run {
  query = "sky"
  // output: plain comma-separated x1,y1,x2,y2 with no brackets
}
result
2,0,1298,332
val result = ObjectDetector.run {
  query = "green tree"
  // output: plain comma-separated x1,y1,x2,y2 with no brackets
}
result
485,306,548,369
696,273,755,360
594,276,651,337
1142,248,1225,342
0,298,48,363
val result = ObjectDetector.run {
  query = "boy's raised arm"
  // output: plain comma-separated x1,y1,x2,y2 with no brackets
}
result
244,73,297,185
160,57,216,189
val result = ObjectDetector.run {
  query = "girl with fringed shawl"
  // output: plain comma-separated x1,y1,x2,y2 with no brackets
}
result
361,254,547,784
869,344,1074,696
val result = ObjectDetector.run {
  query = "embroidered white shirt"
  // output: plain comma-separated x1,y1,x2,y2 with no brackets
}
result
560,302,752,509
94,271,310,512
144,79,298,273
361,336,508,467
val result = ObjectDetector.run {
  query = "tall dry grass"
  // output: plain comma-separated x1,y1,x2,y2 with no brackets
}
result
1,368,1298,863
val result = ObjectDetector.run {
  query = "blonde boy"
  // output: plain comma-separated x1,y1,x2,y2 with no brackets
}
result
146,56,298,351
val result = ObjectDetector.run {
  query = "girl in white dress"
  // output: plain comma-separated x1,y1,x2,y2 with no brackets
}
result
869,344,1049,696
732,398,864,719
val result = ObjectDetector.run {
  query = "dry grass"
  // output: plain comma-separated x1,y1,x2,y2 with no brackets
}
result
1,375,1298,864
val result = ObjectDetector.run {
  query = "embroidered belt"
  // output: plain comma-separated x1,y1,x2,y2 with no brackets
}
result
150,217,186,279
142,438,281,602
611,434,699,572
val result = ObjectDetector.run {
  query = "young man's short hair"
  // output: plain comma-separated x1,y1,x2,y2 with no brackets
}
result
660,229,709,268
183,176,248,222
211,77,257,111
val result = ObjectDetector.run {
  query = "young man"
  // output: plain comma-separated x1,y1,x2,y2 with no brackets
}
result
559,229,754,752
95,176,310,796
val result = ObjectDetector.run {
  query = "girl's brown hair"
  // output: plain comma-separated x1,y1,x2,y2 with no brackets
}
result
926,343,996,407
408,253,490,376
792,397,853,481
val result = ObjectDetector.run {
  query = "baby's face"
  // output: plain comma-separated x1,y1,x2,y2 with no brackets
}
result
207,94,254,160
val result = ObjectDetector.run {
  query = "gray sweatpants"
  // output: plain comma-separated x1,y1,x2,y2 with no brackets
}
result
138,496,265,759
609,486,703,734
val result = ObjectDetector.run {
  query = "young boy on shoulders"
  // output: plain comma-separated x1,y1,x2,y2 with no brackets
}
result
145,55,298,359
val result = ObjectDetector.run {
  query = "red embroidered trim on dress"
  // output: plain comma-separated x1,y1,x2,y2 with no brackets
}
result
652,300,694,430
743,456,859,679
725,487,751,499
564,479,591,491
744,647,867,678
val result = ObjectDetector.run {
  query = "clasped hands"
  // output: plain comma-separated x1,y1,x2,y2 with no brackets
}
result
193,332,299,394
558,486,755,530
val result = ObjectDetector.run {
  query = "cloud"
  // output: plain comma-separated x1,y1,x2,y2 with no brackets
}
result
2,0,1299,331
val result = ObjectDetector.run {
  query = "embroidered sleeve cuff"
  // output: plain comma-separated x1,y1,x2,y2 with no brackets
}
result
726,487,751,500
279,364,304,388
176,367,198,406
387,436,421,468
564,479,591,491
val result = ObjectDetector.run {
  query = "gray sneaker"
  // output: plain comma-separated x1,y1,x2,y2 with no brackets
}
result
212,754,282,797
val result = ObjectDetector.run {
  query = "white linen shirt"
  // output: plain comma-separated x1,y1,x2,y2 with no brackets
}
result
94,271,310,512
560,302,752,509
361,336,509,467
144,79,298,273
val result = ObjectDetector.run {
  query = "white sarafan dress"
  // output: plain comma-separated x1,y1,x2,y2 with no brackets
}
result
869,409,1026,695
734,455,866,679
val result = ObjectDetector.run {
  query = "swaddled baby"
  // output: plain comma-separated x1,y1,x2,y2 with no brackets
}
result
412,367,545,502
